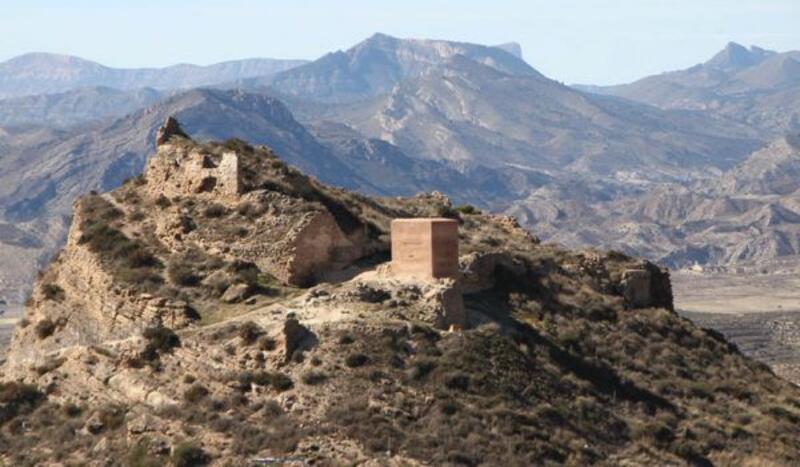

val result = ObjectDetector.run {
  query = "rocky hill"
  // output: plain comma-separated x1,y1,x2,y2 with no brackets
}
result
0,52,307,99
2,127,800,465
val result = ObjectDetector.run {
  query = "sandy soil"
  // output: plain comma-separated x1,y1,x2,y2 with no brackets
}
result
673,271,800,314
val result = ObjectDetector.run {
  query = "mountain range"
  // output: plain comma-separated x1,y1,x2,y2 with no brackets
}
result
0,52,307,99
1,34,800,304
580,42,800,136
507,132,800,268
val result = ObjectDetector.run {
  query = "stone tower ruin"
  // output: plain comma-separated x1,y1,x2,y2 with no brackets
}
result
391,218,459,279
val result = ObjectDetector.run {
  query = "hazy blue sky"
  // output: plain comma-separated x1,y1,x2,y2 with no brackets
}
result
2,0,799,84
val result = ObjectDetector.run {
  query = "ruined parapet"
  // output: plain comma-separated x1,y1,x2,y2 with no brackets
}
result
422,278,466,329
144,144,242,199
391,218,459,280
280,210,363,286
621,262,674,311
459,252,526,294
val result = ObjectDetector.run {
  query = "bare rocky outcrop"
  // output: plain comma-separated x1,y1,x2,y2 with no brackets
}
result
155,116,189,146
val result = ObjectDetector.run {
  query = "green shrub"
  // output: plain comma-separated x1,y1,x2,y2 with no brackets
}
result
0,382,44,423
455,204,481,215
183,384,209,403
170,442,209,467
258,336,277,351
35,318,56,339
203,203,228,218
345,353,369,368
338,335,355,345
301,370,328,385
238,321,263,345
167,261,201,287
62,403,82,418
408,358,437,380
239,371,294,392
436,204,459,219
41,283,65,302
128,209,146,221
155,195,172,209
444,373,470,391
140,325,181,363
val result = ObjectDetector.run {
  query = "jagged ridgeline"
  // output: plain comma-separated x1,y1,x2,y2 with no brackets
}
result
2,120,800,465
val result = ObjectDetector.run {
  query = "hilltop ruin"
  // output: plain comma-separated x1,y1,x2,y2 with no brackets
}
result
3,125,799,466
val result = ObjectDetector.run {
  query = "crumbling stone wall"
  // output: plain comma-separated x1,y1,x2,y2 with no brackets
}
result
144,144,241,199
621,262,674,311
282,210,363,286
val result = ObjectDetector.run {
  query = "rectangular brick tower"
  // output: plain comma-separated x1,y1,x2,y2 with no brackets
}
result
391,218,459,279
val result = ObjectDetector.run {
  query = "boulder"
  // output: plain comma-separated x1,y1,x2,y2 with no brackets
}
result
221,283,251,303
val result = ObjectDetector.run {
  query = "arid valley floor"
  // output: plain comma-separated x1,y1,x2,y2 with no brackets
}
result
674,271,800,384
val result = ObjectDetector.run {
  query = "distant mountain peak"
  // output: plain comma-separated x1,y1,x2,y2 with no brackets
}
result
267,33,536,102
706,42,775,71
493,42,523,60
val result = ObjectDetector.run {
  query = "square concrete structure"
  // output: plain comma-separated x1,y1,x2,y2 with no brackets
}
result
391,218,459,279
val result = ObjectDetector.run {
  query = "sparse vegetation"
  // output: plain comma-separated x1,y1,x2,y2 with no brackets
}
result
34,318,56,339
237,321,263,345
301,370,328,385
155,194,172,209
203,203,227,218
345,353,369,368
138,325,180,366
78,195,163,292
0,382,44,423
183,384,209,403
237,371,294,392
170,442,209,467
455,204,481,215
41,283,65,302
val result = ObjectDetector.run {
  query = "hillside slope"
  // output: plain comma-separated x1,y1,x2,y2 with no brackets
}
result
1,130,800,465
